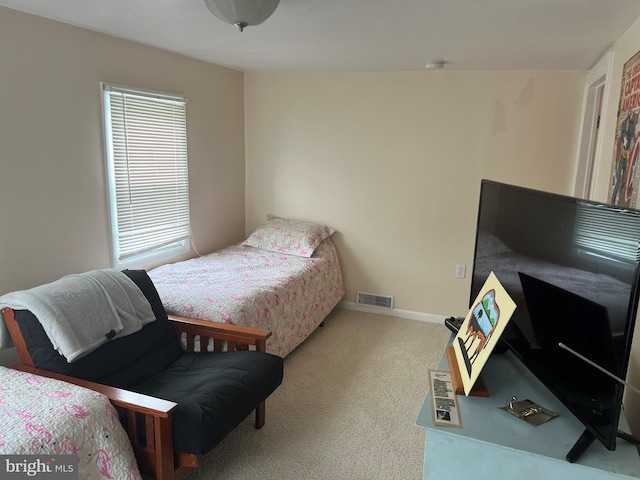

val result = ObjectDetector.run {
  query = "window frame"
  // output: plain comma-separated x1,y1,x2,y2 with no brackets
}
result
101,82,191,270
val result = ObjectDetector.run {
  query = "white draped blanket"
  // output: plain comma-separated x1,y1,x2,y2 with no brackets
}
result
0,269,156,362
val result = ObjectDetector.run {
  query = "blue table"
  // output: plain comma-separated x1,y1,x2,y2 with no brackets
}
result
416,345,640,479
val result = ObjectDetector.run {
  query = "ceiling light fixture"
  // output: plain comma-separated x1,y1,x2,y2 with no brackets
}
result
424,60,446,71
204,0,280,32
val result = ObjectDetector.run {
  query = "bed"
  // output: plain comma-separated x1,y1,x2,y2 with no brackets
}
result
472,231,632,339
0,366,141,479
148,216,345,357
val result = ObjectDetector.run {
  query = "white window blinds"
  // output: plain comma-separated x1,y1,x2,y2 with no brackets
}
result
574,202,640,263
103,83,190,267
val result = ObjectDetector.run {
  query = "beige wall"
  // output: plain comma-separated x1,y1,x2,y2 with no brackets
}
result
0,7,246,364
245,71,585,317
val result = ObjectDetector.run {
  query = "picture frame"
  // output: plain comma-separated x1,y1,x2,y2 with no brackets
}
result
452,271,516,396
609,49,640,208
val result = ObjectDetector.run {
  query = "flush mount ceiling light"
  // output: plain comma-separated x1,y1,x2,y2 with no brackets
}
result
424,60,446,71
204,0,280,32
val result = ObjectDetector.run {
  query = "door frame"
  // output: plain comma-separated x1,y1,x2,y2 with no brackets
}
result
574,52,615,200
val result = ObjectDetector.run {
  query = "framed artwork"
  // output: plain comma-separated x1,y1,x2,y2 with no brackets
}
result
452,271,516,396
609,49,640,207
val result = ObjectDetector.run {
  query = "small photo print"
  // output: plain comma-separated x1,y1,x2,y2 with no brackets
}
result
436,410,451,422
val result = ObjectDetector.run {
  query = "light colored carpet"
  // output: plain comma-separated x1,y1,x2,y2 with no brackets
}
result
185,308,451,480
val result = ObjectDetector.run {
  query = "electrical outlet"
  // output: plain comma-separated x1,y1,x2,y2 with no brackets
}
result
455,264,466,279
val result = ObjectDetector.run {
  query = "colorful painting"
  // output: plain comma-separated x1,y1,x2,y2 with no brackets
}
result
453,271,516,396
609,49,640,208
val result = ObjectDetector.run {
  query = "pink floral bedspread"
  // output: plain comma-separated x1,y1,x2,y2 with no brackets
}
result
0,367,140,479
148,238,345,356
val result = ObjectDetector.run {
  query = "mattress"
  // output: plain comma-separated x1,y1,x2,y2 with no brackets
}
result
148,238,345,356
0,366,141,479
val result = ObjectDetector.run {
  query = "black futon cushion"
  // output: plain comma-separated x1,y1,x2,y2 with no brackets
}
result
132,350,284,454
12,269,183,388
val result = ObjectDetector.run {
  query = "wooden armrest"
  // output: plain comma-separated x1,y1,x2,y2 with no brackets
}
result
168,314,272,353
168,314,271,341
10,364,177,418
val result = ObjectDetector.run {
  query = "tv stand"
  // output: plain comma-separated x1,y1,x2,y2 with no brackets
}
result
416,341,640,479
567,428,640,463
567,429,596,463
618,430,640,445
566,429,640,463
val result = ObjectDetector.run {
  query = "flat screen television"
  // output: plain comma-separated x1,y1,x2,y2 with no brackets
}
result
469,179,640,462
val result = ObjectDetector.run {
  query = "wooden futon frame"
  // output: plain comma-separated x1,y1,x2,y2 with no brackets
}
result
2,308,271,480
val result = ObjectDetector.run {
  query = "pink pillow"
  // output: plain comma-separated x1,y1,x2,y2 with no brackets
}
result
242,216,336,257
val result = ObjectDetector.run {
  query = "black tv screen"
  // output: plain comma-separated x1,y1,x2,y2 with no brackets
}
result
470,179,640,461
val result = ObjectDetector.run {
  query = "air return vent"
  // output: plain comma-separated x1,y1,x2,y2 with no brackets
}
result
356,291,394,310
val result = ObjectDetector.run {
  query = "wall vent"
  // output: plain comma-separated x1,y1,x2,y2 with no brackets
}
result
356,291,394,310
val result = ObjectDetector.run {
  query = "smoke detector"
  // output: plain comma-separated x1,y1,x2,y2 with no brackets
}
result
424,60,446,71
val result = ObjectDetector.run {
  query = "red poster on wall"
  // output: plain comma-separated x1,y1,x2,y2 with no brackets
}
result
610,50,640,208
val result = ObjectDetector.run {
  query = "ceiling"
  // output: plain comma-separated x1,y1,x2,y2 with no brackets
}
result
2,0,640,72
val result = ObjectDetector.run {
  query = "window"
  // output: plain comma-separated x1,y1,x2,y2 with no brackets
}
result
102,83,190,269
573,201,640,264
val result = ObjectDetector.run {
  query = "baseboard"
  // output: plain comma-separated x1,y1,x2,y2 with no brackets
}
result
338,301,446,324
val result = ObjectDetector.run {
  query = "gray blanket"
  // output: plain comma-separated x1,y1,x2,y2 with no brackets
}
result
0,269,156,362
